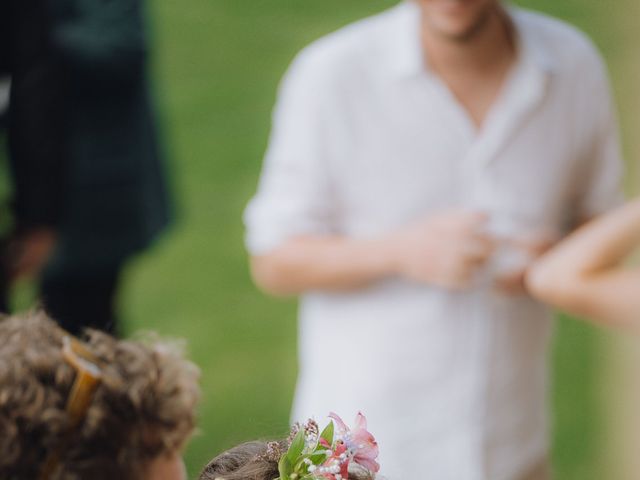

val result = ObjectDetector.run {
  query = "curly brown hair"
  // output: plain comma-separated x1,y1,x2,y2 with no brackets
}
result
0,311,200,480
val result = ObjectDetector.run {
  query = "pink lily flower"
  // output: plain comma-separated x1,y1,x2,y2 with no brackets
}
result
329,412,380,473
318,441,350,479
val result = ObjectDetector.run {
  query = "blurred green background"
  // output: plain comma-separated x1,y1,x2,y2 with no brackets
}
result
108,0,634,478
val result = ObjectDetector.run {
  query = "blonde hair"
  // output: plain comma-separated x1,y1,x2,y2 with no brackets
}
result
0,311,200,479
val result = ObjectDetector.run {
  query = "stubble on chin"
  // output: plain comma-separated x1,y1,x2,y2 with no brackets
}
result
419,2,500,44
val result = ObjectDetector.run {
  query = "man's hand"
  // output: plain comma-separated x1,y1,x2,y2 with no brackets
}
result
389,210,494,289
493,234,558,295
6,228,57,281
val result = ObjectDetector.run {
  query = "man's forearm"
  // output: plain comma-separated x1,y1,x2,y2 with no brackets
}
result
250,235,398,297
250,210,496,296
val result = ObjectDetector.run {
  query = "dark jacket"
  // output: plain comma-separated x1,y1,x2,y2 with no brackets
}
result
1,0,66,230
46,0,171,273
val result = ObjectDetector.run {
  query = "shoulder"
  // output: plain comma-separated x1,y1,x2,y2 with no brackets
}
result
513,8,608,75
282,5,404,90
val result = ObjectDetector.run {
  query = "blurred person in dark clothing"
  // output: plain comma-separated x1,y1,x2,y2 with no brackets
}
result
41,0,171,335
0,0,66,312
0,78,9,127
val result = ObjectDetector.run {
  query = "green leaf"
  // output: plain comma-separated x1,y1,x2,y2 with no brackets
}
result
278,454,293,480
293,452,325,473
320,421,334,446
307,452,328,465
286,429,306,466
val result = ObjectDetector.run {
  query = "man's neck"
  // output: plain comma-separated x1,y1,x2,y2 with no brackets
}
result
421,8,515,79
419,7,517,128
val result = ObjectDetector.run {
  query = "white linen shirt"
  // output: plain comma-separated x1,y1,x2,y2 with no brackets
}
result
244,3,623,479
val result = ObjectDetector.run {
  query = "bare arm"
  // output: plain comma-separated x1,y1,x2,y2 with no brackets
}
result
527,198,640,328
251,236,397,296
251,210,494,297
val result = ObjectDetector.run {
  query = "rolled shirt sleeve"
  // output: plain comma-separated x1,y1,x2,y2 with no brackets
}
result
244,50,340,255
574,49,625,220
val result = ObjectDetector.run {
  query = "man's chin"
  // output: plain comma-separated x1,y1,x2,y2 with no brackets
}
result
426,11,494,43
434,25,478,42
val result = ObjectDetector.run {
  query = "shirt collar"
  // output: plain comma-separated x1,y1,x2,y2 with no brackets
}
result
388,1,424,78
388,2,557,79
510,8,557,74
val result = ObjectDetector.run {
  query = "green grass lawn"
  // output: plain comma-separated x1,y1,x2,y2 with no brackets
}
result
114,1,634,477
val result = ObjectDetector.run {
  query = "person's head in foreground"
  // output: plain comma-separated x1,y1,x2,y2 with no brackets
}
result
0,311,200,480
200,413,380,480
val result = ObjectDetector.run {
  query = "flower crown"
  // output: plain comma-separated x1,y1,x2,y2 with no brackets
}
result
271,412,380,480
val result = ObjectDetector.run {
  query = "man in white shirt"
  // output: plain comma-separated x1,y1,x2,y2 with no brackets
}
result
244,1,623,479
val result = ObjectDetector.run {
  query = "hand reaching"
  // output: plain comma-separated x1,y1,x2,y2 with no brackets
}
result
5,228,57,281
492,233,558,295
389,210,495,289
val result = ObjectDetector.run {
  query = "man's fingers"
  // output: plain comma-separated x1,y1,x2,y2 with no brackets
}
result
502,232,559,256
462,237,495,265
494,269,527,295
443,260,479,289
460,211,490,233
